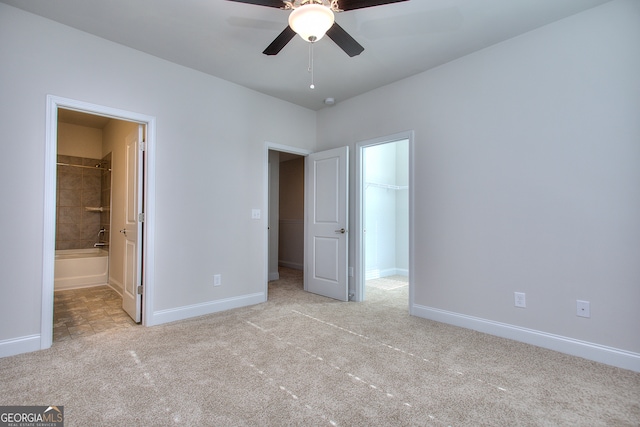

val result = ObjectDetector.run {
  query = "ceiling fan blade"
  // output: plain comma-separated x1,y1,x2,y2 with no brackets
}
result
338,0,409,11
326,23,364,57
226,0,285,8
263,26,296,55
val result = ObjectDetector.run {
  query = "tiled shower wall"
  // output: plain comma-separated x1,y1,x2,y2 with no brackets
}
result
56,154,112,250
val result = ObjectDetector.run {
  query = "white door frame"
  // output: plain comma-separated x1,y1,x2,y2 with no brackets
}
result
42,95,156,350
354,131,415,310
263,142,312,298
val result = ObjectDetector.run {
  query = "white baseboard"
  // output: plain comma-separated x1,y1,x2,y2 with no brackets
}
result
0,334,41,358
365,268,409,280
1,293,266,358
279,261,303,270
381,268,408,277
150,292,265,326
268,272,280,281
380,268,396,278
109,277,124,295
365,269,380,280
412,304,640,373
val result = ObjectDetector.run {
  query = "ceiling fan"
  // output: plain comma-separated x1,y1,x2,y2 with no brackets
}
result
226,0,410,57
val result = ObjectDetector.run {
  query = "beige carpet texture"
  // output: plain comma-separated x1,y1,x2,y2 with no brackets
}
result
1,269,639,426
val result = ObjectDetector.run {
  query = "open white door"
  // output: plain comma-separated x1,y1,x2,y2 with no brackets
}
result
122,125,144,322
305,146,349,301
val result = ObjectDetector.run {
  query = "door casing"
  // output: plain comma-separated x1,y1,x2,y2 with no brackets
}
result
42,95,156,350
263,142,312,299
354,131,415,310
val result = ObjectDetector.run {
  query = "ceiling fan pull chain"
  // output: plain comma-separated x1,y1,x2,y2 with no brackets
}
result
308,41,315,89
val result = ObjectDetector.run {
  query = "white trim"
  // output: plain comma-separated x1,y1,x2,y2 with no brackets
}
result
42,102,58,350
365,268,409,280
0,335,42,358
268,272,280,281
142,113,157,328
151,293,265,325
109,277,124,295
279,261,304,270
407,138,416,316
107,283,123,297
412,304,640,373
43,95,156,349
355,131,415,305
263,142,312,300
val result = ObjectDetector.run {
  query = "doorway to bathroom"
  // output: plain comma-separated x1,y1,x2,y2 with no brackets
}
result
355,132,414,309
42,95,156,349
53,109,141,341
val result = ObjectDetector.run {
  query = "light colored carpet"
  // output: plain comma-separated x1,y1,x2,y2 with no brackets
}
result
366,275,408,291
1,268,639,426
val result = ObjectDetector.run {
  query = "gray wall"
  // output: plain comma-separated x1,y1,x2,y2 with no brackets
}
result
317,0,640,361
0,3,315,349
1,0,638,370
278,157,304,270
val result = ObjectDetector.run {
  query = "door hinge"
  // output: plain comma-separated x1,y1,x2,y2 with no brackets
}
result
137,285,143,295
138,213,145,223
140,141,146,152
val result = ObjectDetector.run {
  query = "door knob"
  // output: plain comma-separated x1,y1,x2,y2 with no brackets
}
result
335,228,346,234
120,229,127,236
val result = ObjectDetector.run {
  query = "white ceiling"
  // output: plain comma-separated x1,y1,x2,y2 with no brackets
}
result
2,0,611,110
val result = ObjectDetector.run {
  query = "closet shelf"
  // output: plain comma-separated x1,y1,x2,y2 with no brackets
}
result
365,182,408,191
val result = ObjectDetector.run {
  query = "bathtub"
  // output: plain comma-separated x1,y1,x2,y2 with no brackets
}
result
54,248,109,290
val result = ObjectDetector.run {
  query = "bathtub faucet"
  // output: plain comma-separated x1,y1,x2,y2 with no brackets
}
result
94,242,107,248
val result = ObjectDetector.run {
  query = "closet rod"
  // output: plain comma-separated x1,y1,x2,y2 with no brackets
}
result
366,182,408,190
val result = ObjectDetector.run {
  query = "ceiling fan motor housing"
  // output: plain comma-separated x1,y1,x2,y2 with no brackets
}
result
288,4,335,42
227,0,409,56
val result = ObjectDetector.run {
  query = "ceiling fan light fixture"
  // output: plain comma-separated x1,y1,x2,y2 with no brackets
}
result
288,4,335,43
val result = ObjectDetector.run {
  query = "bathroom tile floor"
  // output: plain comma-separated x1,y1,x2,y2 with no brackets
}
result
53,285,138,342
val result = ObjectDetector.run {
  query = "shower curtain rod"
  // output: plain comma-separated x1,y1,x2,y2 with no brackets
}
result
56,162,110,171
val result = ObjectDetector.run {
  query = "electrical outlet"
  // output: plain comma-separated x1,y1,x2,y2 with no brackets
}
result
577,300,590,318
514,292,526,308
214,274,221,287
